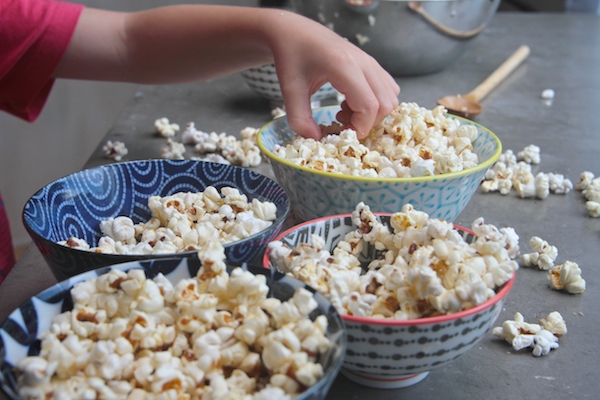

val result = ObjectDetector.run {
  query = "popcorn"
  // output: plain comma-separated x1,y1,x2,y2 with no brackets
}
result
273,102,480,178
161,138,186,160
154,117,180,138
539,311,568,337
181,122,206,144
492,311,565,357
356,33,370,46
576,171,600,217
16,246,332,399
481,146,573,198
156,116,264,168
517,144,541,164
184,127,262,168
269,202,519,319
541,88,555,100
102,140,128,161
520,236,558,270
586,201,600,217
58,187,277,255
271,107,286,119
547,260,586,294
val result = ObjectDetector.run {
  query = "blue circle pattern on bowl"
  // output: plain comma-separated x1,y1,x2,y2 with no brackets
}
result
0,257,346,400
22,160,290,281
258,106,502,222
268,214,512,388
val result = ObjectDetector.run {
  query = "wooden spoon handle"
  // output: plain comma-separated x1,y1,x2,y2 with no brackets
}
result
467,45,531,102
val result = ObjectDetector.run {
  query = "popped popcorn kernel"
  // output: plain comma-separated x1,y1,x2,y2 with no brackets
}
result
547,260,586,294
102,140,128,161
520,236,558,270
576,171,600,217
154,117,180,138
493,311,564,357
161,138,186,160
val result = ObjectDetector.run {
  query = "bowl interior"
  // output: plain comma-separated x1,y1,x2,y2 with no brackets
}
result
22,160,291,278
23,159,289,245
257,106,501,182
0,257,346,400
265,212,514,324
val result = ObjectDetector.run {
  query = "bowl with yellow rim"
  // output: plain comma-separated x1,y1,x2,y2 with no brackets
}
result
257,105,501,222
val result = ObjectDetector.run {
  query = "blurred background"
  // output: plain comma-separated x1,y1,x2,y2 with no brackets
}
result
1,0,598,257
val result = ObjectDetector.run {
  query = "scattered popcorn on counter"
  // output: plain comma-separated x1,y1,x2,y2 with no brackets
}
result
492,311,565,357
540,311,568,338
154,117,180,138
521,236,558,270
268,202,519,319
547,260,586,294
156,119,263,167
273,102,480,178
541,89,555,100
575,171,600,217
356,33,370,46
482,146,573,198
58,187,277,255
102,140,128,161
161,138,186,160
15,245,332,399
181,122,206,144
517,144,541,165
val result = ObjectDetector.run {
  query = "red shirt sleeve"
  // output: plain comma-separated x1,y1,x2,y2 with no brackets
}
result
0,0,84,121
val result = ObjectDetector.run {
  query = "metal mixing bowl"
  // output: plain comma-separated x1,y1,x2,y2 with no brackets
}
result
291,0,500,76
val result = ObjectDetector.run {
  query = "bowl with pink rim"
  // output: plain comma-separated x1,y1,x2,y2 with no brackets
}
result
263,210,516,389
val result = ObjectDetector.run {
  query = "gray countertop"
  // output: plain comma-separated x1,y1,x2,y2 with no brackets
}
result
2,12,599,400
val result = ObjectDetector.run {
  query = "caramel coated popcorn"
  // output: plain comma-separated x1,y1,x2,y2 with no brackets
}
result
16,245,331,399
268,202,519,320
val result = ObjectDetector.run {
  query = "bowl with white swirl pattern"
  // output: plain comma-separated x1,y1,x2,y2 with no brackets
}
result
0,257,346,400
22,159,290,281
257,105,501,222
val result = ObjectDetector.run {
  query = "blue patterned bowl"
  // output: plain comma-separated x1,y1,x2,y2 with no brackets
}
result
0,257,346,400
264,213,514,389
22,160,290,281
257,106,502,222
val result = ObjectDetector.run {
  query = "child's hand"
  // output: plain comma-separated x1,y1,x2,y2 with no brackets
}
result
270,11,400,140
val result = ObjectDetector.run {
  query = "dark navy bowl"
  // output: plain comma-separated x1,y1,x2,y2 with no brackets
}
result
0,257,346,400
22,159,290,281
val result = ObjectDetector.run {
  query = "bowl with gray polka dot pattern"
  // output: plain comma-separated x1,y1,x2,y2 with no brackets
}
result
265,212,515,389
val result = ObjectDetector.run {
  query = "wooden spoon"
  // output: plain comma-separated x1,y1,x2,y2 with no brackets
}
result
437,45,531,118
